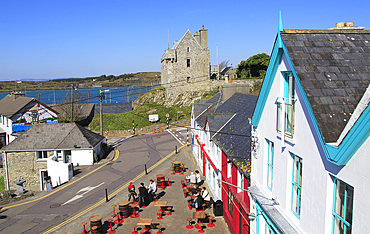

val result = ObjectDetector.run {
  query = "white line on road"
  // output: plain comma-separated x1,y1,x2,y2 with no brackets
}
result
168,130,184,145
62,182,105,206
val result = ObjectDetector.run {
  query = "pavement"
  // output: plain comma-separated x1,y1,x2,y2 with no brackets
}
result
53,140,231,234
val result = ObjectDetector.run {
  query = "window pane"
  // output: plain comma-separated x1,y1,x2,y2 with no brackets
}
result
292,185,298,213
268,166,272,188
285,104,294,135
345,186,354,225
333,216,344,234
335,181,346,218
269,142,274,164
299,158,302,187
276,103,283,132
293,158,299,184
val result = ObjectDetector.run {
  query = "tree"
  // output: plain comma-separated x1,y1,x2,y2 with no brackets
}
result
219,60,230,72
236,53,270,79
57,90,87,122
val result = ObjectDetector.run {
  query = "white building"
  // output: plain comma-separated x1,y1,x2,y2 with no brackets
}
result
2,123,105,191
250,18,370,234
0,92,58,146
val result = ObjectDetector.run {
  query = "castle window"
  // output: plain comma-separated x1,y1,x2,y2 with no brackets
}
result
187,47,190,52
187,59,191,67
187,77,190,83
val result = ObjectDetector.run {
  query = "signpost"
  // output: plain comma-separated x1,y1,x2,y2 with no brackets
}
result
166,114,169,129
177,111,182,120
104,130,109,143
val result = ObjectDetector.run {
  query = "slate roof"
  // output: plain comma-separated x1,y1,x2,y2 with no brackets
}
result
220,67,233,75
281,29,370,143
0,94,58,118
0,96,35,118
2,123,104,152
212,94,258,176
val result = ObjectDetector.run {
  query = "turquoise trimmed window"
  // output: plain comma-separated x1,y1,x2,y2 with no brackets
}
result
266,139,274,191
277,72,295,136
291,154,302,218
332,178,353,234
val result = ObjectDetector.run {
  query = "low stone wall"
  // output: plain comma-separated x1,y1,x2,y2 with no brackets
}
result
106,119,190,138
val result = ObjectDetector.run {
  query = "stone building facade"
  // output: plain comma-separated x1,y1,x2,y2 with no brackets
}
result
4,151,50,191
161,26,210,97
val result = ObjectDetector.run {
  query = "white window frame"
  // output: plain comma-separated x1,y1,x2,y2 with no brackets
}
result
237,170,243,193
227,160,232,178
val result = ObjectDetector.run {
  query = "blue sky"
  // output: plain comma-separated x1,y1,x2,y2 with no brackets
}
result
0,0,369,80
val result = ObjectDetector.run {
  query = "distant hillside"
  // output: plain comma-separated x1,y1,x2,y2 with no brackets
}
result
0,72,161,92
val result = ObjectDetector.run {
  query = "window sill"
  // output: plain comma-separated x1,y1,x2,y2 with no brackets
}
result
276,131,296,145
36,159,47,162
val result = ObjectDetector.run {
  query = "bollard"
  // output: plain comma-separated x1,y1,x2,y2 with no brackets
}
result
105,188,109,202
175,145,177,154
153,127,155,133
145,164,148,175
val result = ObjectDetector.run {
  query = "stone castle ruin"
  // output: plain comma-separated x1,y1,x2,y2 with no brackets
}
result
161,26,212,97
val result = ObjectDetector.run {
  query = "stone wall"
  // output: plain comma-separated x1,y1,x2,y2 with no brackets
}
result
4,151,48,191
161,29,210,97
106,119,190,138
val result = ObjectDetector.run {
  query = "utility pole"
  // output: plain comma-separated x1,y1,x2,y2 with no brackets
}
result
71,85,74,122
217,45,219,80
99,90,104,135
99,89,109,135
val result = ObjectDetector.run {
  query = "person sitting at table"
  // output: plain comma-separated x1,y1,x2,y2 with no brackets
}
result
192,192,204,209
195,170,201,184
128,182,137,202
147,179,157,202
201,187,211,206
188,184,200,201
186,172,196,185
138,182,148,208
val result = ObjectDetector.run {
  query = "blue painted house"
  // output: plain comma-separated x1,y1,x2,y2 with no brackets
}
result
250,16,370,234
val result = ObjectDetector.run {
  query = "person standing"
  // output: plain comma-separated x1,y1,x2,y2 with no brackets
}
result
128,182,137,202
138,183,148,208
147,179,157,202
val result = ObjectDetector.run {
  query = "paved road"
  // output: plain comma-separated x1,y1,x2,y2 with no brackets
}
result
0,130,184,234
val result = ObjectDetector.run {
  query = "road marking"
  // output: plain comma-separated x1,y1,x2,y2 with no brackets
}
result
62,182,105,206
1,150,119,210
43,143,189,234
168,130,184,145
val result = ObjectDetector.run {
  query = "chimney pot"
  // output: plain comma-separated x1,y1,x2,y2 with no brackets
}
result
336,22,345,28
202,25,204,30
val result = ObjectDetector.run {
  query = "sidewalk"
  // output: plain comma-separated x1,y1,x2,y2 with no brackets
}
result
55,145,230,234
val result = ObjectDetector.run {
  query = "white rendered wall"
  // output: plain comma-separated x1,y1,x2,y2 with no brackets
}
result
70,149,94,166
47,156,72,188
252,54,329,233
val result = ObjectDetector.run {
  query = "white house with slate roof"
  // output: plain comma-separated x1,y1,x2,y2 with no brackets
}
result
250,16,370,234
2,123,104,191
0,92,58,147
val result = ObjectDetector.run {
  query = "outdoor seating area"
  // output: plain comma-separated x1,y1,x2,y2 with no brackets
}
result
59,146,228,234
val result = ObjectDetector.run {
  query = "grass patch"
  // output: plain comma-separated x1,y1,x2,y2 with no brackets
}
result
0,177,4,192
90,103,192,131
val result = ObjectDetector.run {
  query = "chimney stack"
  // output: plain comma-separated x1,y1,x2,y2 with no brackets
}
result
199,25,208,49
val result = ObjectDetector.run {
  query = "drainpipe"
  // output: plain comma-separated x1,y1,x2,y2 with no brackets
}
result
4,152,9,190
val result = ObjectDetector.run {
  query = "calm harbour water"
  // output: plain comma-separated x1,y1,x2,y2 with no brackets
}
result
0,86,155,105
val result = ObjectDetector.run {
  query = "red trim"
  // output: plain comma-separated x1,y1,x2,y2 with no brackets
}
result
204,151,217,171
